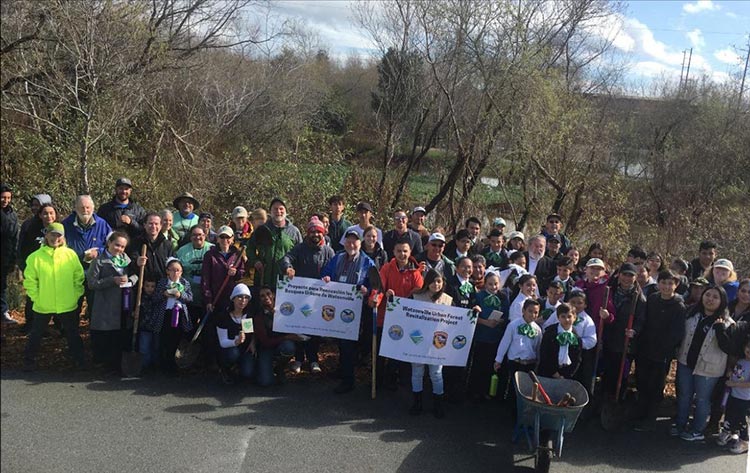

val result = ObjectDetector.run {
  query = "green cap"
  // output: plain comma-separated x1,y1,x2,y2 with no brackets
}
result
47,222,65,236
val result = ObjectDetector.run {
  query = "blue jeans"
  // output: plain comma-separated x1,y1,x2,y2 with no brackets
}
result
676,362,720,433
138,331,160,368
411,363,444,395
256,339,295,386
219,346,256,379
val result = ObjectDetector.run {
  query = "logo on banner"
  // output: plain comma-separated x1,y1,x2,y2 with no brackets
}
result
388,325,403,340
280,302,295,316
322,305,335,322
340,309,355,323
300,304,313,317
409,329,424,345
433,331,448,349
452,335,467,349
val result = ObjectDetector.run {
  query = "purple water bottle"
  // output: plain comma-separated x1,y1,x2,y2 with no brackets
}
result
122,287,131,312
171,304,180,328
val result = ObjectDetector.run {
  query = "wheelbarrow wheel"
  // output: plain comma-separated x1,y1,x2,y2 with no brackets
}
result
534,430,552,473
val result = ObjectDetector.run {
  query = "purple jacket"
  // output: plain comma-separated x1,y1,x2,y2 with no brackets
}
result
201,246,246,312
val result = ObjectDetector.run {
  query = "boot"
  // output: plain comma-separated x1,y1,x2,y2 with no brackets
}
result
433,394,445,419
409,392,423,415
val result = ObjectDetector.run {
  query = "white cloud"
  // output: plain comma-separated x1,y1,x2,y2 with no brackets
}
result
725,11,739,19
632,61,682,79
683,1,720,14
585,14,635,52
686,29,705,50
625,18,684,65
714,47,742,65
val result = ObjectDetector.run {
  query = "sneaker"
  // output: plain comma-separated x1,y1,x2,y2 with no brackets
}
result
669,424,683,437
290,361,302,374
717,430,737,447
2,312,18,324
680,431,705,442
730,439,749,454
311,362,322,373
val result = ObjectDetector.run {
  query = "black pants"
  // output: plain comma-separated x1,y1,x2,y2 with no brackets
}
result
24,310,84,365
468,341,500,398
635,357,669,421
603,350,632,399
160,318,183,373
576,348,597,396
724,396,750,440
90,329,125,371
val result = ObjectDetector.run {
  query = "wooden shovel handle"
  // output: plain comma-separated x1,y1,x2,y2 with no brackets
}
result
130,244,147,349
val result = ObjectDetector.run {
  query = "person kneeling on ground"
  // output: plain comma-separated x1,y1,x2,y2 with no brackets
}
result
252,286,303,386
215,283,256,385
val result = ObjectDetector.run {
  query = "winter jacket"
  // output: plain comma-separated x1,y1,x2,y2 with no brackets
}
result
474,289,510,344
363,244,388,270
150,276,194,333
575,276,616,329
482,247,509,270
540,229,572,253
61,213,112,265
280,240,335,279
176,241,214,307
524,252,556,293
415,251,457,280
321,251,376,288
23,244,84,314
246,219,302,287
86,252,138,331
128,233,174,279
17,217,44,271
677,310,733,378
382,229,424,261
201,246,246,312
634,293,685,363
376,256,424,326
715,321,750,358
604,286,646,354
97,198,147,240
445,274,477,309
254,307,288,349
1,203,19,271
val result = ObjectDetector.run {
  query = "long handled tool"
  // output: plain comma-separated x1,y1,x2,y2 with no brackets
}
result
121,244,147,377
601,284,641,431
176,247,245,369
367,267,383,400
590,285,610,394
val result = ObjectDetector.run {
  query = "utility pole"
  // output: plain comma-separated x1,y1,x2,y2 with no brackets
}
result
683,48,693,93
679,49,687,91
739,40,749,108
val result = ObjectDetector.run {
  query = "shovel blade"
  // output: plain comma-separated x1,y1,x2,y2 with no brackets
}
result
175,339,201,369
121,351,143,378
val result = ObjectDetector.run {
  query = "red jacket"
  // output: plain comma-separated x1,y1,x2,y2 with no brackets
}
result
575,276,616,329
376,257,424,327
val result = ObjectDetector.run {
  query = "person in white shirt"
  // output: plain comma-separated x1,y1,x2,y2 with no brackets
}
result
543,290,597,351
509,274,538,321
340,201,383,246
493,299,542,402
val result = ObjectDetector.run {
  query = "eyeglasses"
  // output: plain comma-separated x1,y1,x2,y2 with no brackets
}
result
394,216,407,221
235,295,251,300
191,234,205,238
430,242,445,247
218,235,232,239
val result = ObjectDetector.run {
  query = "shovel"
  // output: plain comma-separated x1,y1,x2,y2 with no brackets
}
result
121,244,147,377
601,284,641,431
589,285,610,395
176,246,245,369
367,266,383,400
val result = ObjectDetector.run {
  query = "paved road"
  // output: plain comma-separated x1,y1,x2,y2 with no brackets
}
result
1,370,746,473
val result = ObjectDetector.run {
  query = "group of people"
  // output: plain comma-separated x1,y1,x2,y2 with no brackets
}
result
1,179,748,453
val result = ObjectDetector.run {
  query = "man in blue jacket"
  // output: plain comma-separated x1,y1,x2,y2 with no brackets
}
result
63,195,112,318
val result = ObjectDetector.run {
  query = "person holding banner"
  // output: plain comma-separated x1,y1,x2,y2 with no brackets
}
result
493,299,542,403
410,269,453,417
321,229,375,394
377,238,425,390
281,216,335,374
215,284,255,385
252,286,303,386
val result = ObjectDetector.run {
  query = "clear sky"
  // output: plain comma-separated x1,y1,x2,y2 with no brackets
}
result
269,0,749,89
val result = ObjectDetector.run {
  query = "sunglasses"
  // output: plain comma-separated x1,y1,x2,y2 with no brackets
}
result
218,235,232,239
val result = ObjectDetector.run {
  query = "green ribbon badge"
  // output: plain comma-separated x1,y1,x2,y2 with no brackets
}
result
484,293,502,309
169,281,185,293
517,323,537,338
556,331,579,346
111,254,128,269
459,281,474,296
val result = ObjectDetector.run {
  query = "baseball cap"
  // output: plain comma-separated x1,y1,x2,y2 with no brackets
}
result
412,206,427,215
428,232,446,243
115,177,133,188
619,263,637,276
690,277,709,287
47,222,65,236
232,206,248,219
585,258,606,269
344,229,361,240
356,202,373,213
217,225,233,238
508,231,525,241
713,259,734,272
493,217,506,226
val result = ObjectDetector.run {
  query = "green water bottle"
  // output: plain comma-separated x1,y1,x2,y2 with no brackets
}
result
489,374,499,397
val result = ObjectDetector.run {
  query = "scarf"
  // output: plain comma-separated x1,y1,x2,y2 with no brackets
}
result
517,322,537,338
556,328,578,366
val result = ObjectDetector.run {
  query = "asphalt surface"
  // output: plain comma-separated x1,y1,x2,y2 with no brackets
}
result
1,369,747,473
